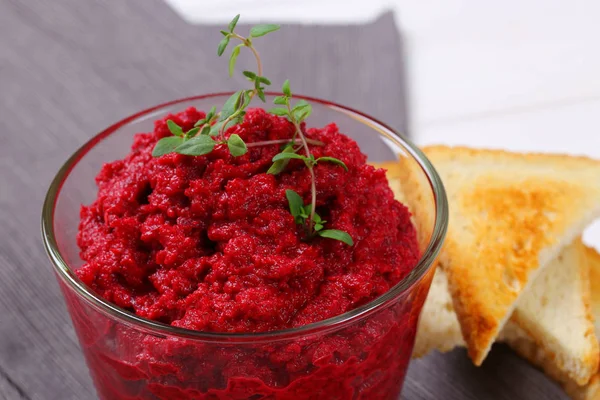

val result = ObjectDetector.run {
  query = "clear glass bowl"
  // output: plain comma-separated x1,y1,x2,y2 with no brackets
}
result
42,94,448,400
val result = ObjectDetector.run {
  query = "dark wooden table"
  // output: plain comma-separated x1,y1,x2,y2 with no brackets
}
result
0,0,566,398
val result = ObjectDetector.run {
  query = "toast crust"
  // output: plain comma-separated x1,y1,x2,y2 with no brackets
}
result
409,146,600,365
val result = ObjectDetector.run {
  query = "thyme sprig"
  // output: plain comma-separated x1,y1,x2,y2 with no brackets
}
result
286,190,353,246
151,15,353,245
268,80,347,236
152,15,278,158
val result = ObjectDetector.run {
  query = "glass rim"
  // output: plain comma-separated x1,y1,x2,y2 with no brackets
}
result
41,92,448,343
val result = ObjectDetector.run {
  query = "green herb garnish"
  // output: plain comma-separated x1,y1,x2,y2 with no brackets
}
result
266,80,347,237
285,190,353,245
151,15,353,245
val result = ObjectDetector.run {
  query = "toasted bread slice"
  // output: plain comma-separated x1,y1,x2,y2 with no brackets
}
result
414,242,600,398
413,244,600,400
565,245,600,399
509,238,599,385
559,244,600,399
413,240,598,373
399,146,600,365
504,245,600,399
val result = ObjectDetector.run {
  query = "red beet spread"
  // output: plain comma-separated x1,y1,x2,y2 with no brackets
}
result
73,107,422,399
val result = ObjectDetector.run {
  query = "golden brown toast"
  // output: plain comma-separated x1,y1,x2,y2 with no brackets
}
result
410,239,600,398
398,146,600,365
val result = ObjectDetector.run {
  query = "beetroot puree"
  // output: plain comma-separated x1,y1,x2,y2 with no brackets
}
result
72,107,424,400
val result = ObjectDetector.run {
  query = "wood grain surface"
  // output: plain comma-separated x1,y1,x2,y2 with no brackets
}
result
0,0,566,398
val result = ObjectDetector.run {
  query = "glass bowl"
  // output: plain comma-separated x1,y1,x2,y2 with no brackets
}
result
42,93,448,400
